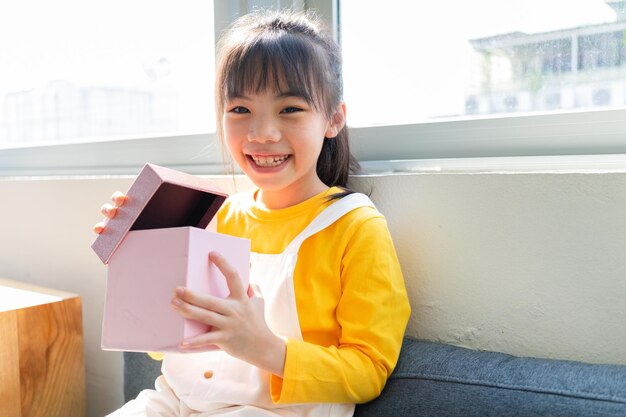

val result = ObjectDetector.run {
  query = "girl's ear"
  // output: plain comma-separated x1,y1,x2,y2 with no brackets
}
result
324,102,347,139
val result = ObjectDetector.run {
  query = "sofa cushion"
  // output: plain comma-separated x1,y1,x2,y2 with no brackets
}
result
123,351,162,402
124,338,626,416
354,338,626,417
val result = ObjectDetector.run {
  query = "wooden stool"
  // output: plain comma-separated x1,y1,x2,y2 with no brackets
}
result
0,278,85,417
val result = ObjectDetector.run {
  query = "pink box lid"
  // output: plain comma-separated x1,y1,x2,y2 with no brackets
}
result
91,163,228,264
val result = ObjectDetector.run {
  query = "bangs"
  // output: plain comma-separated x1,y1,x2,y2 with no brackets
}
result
221,32,330,111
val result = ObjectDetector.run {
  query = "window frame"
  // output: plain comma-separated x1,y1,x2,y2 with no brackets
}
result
1,0,625,178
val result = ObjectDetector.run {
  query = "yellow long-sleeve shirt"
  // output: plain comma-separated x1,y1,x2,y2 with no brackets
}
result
217,187,410,404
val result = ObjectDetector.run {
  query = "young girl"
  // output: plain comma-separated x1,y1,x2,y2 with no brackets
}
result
95,9,410,417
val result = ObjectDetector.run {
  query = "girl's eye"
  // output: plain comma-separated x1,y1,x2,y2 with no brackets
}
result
230,106,249,114
281,106,302,114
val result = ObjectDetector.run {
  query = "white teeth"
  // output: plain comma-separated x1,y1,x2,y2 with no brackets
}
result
250,155,289,167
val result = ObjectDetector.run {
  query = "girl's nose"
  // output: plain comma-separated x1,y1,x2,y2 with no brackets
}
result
247,118,281,143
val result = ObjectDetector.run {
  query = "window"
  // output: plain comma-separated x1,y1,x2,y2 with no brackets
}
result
0,0,215,149
341,0,625,125
339,0,626,168
2,0,626,177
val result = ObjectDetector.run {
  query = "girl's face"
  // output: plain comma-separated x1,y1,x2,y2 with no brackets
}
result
223,88,344,209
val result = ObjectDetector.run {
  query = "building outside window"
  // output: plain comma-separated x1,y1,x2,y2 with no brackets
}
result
467,0,626,115
0,0,215,149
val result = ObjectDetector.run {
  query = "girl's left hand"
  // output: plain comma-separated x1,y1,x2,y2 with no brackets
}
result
171,251,286,377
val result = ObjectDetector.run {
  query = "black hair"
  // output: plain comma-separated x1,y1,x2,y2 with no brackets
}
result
215,10,360,195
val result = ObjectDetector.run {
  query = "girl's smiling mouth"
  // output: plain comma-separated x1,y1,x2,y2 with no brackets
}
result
247,154,291,168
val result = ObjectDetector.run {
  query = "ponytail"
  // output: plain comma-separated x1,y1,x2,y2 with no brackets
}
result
317,127,360,189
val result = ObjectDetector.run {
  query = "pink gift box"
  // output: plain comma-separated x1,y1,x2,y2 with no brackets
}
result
91,164,250,353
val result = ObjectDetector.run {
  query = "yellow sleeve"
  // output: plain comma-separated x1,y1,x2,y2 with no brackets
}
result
270,216,411,403
148,352,164,361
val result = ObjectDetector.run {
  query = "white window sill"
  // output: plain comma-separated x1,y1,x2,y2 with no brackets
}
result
359,154,626,175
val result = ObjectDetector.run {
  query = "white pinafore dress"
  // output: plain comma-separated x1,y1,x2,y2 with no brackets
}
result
110,193,375,417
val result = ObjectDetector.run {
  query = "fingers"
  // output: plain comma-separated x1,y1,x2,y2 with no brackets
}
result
100,203,118,218
95,202,118,235
171,252,248,352
172,286,229,315
93,191,126,235
171,292,226,327
209,251,245,299
111,191,127,207
93,222,105,234
101,191,126,217
179,331,223,350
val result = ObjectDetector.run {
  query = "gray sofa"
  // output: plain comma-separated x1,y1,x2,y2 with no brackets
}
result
124,337,626,416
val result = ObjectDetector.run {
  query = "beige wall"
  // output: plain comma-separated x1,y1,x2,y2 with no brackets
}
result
1,172,625,417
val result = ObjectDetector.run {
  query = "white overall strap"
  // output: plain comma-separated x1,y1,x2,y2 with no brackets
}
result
283,192,376,254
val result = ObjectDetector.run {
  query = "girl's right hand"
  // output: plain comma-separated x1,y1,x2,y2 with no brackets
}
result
93,191,127,234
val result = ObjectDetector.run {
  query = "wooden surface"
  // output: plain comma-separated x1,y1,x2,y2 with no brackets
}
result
0,279,85,417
